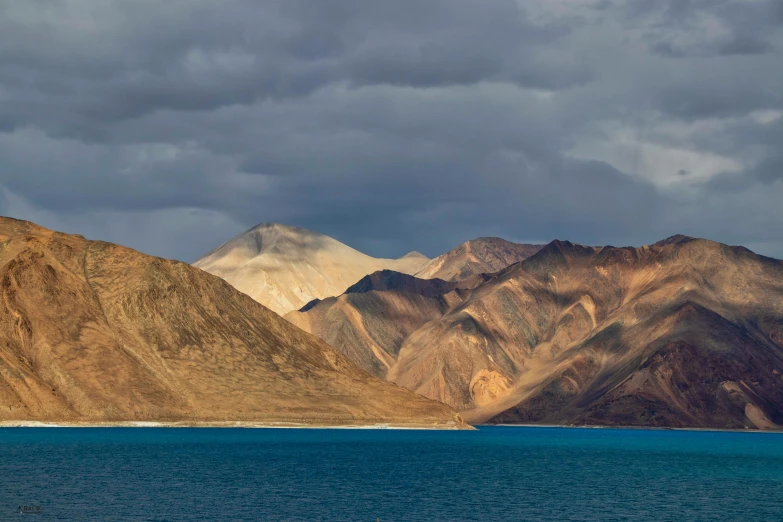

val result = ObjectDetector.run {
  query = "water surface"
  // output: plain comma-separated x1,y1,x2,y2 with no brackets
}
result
1,426,781,521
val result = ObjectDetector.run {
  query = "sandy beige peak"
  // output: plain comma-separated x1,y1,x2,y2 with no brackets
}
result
194,223,429,315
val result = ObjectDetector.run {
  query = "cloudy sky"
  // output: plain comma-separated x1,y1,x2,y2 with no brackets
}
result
1,0,782,261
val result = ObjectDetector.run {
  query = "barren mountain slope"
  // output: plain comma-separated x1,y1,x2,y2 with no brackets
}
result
415,237,544,281
193,223,429,315
287,271,486,377
0,217,464,427
293,236,783,429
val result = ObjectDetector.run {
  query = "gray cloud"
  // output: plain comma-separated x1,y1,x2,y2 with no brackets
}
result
752,156,783,184
627,0,783,58
0,0,782,261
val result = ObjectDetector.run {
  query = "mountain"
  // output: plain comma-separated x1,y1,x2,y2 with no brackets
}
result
289,236,783,430
193,223,430,315
414,237,544,281
0,217,465,428
287,271,485,377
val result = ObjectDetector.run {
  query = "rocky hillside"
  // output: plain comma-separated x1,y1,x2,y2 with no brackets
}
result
0,217,464,428
414,237,544,281
288,271,483,377
291,236,783,429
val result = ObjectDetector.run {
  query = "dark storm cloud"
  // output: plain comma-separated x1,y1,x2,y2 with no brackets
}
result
0,0,581,136
0,0,782,261
750,155,783,184
627,0,783,58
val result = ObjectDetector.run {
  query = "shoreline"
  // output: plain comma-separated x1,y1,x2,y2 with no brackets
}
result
2,420,780,433
487,423,783,434
0,420,467,430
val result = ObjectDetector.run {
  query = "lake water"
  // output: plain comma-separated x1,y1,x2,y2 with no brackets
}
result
1,426,781,521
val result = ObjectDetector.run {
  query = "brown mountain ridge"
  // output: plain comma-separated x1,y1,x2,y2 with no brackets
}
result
0,217,465,428
289,236,783,430
414,237,544,281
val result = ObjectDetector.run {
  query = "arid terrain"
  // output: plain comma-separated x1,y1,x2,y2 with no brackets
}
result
290,235,783,429
193,223,429,315
0,217,465,428
414,237,544,281
5,215,781,431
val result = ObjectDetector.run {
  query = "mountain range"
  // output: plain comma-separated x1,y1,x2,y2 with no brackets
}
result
3,216,781,431
286,234,783,430
0,217,464,428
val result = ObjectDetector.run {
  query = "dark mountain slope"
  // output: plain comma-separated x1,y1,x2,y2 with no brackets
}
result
293,234,783,429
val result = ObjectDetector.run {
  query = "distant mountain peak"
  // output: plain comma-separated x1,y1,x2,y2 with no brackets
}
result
653,234,695,247
250,222,297,230
247,222,325,237
526,239,595,263
415,237,545,281
193,224,430,315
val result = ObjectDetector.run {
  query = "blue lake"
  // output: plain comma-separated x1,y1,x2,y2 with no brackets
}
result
0,426,781,521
